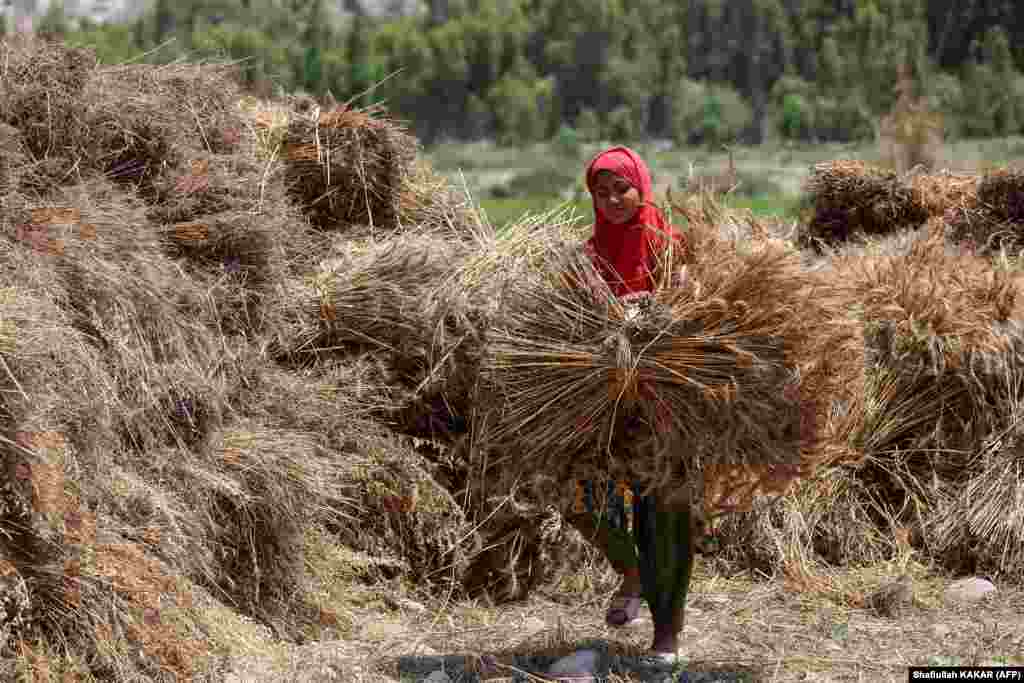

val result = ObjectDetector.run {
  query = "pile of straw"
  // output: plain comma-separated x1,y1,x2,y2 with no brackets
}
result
282,235,487,430
80,61,247,186
148,151,317,336
719,234,1024,578
282,104,419,232
461,501,567,604
799,160,929,250
0,37,95,161
946,168,1024,253
396,159,481,237
332,430,476,586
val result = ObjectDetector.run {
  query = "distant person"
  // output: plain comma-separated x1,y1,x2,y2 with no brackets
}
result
550,146,694,679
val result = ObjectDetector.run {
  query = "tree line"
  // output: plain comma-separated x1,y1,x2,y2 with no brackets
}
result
25,0,1024,147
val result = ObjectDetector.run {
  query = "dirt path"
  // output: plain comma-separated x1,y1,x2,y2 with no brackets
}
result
220,565,1024,682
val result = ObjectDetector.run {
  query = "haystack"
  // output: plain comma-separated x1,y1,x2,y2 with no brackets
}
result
283,234,486,418
332,429,476,586
720,235,1024,575
81,61,248,185
473,200,832,521
799,160,929,250
281,104,418,232
946,168,1024,253
0,37,95,161
148,151,320,336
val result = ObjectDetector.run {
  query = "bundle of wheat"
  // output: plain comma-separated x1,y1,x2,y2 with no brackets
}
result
908,169,979,219
0,37,95,162
946,168,1024,253
288,235,485,408
721,236,1024,575
332,429,476,588
473,203,829,519
714,464,897,578
799,160,929,250
281,104,418,232
395,158,482,237
149,151,318,336
196,423,359,621
82,61,247,183
460,501,566,605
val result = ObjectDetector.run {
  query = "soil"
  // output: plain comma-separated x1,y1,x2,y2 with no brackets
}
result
221,563,1024,682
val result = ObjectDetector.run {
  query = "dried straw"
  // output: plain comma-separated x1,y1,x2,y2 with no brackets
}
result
282,104,418,232
946,168,1024,253
197,422,359,620
148,151,318,336
474,205,826,515
799,160,929,250
0,37,96,161
289,235,484,394
396,158,482,237
332,429,475,586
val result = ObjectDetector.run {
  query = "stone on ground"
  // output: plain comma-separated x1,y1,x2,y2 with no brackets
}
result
944,577,996,604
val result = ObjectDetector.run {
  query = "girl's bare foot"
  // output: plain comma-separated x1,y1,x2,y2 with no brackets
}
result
605,568,642,627
650,622,682,660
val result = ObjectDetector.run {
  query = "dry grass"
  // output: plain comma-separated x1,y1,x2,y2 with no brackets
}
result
798,160,929,250
946,167,1024,253
281,104,419,233
474,198,829,519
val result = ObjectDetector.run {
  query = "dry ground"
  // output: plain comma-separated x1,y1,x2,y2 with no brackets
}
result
220,559,1024,683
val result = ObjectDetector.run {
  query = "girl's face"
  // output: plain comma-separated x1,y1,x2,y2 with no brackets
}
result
591,170,641,225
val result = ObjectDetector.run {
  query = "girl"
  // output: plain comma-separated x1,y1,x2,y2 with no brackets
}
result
554,146,694,677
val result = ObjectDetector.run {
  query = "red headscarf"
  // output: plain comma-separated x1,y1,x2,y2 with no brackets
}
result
584,146,684,297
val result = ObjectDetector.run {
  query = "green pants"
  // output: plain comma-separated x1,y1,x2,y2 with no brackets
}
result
572,479,694,631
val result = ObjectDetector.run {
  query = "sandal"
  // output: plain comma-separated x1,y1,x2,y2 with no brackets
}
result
605,593,642,627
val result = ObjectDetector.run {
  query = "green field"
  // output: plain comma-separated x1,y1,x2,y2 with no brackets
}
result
428,136,1024,231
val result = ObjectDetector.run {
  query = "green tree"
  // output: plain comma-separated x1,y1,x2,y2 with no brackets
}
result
488,58,553,145
38,0,69,38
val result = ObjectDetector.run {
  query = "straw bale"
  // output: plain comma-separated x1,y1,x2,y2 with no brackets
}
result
395,159,481,237
282,104,418,232
474,210,828,516
332,429,475,586
0,37,96,160
198,423,358,620
291,235,486,403
946,168,1024,253
149,151,317,336
799,160,929,250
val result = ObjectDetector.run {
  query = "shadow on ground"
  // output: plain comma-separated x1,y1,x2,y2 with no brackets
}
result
388,638,764,682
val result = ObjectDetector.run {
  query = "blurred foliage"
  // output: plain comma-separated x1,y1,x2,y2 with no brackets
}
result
24,0,1024,147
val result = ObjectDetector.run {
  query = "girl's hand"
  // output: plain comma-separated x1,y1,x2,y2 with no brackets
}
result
670,265,688,290
620,291,648,302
